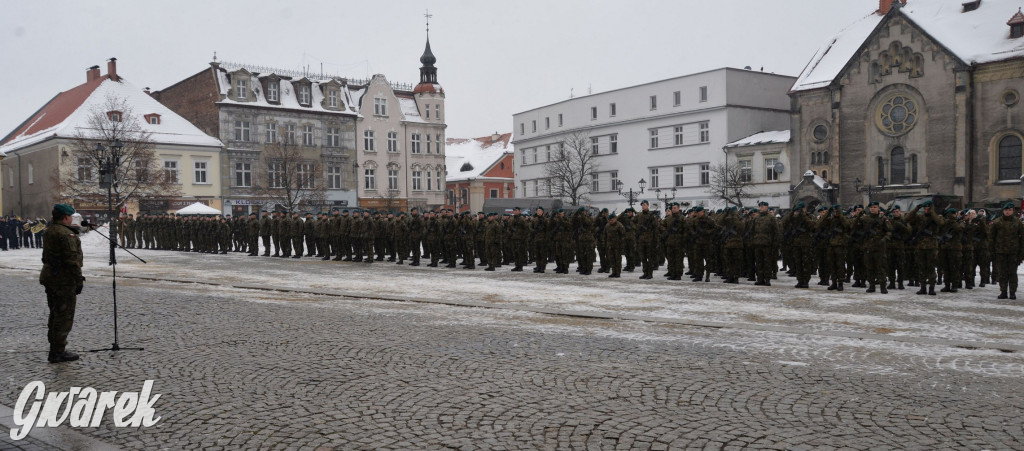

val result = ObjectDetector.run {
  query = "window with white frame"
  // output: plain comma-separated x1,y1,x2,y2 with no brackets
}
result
765,157,779,182
610,134,618,154
265,125,277,143
194,161,208,184
425,104,431,118
326,127,340,147
435,172,442,192
328,90,338,108
425,134,432,153
673,91,681,106
545,145,551,161
674,166,684,187
149,116,160,125
520,123,525,134
364,130,375,151
387,131,398,152
591,137,599,155
650,95,657,110
236,78,247,100
364,168,376,190
610,170,619,191
545,117,550,129
412,170,422,190
164,160,179,184
436,134,442,152
327,165,342,189
591,173,600,192
302,125,314,146
298,85,311,105
591,106,597,120
434,105,439,119
135,159,148,182
411,134,421,154
674,126,684,146
700,163,710,186
650,129,659,148
284,124,296,144
374,97,387,116
267,81,279,102
387,168,399,190
297,163,314,189
649,168,659,188
268,162,283,188
699,86,708,103
521,149,527,164
426,171,432,191
490,188,498,198
699,121,709,143
531,148,537,164
532,120,536,132
531,180,538,197
609,103,616,117
448,190,455,205
461,188,469,205
739,160,752,183
234,120,250,141
544,179,552,196
558,114,563,127
235,162,252,187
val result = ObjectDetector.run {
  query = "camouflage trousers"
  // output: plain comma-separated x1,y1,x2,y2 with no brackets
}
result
45,285,77,353
788,245,814,284
994,253,1019,292
862,245,887,287
826,245,846,285
915,247,938,285
887,246,905,285
939,248,962,287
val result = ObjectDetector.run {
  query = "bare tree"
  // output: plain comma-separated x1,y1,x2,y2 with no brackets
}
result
707,159,756,208
544,130,599,206
55,95,179,209
251,141,326,212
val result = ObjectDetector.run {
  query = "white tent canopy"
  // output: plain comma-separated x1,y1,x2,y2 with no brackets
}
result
174,202,222,215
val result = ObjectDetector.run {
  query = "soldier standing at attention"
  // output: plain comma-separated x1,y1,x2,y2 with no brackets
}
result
247,212,261,256
259,210,271,256
907,200,942,295
663,203,686,280
937,208,964,293
990,202,1023,299
40,204,84,363
408,208,424,266
604,213,625,278
484,213,502,271
573,207,596,276
532,207,551,273
636,200,658,279
509,207,530,272
783,202,815,288
551,209,572,274
819,204,850,291
751,202,779,286
887,206,910,290
856,201,892,293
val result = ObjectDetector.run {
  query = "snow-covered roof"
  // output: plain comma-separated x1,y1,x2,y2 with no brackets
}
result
1,75,222,154
215,64,360,117
398,97,426,124
724,130,791,148
792,0,1024,92
445,133,514,182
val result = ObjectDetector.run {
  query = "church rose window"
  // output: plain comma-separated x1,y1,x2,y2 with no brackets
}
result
876,94,918,136
812,124,828,142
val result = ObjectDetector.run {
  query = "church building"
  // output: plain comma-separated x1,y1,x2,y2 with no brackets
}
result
789,0,1024,208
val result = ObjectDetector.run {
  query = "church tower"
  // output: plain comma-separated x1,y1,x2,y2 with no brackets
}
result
413,11,445,117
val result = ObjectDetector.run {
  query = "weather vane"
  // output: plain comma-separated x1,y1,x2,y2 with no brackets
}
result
425,9,432,36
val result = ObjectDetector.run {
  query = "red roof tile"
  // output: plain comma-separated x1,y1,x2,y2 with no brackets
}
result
0,75,107,146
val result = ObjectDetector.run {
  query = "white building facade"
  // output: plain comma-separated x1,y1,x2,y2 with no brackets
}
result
512,68,795,211
723,130,793,209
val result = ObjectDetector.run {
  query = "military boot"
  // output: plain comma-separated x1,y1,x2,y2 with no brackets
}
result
940,282,951,293
1011,291,1017,300
836,282,844,291
916,285,927,295
897,281,904,290
887,281,896,290
880,285,888,294
511,266,523,272
48,350,79,364
928,283,936,295
866,284,876,293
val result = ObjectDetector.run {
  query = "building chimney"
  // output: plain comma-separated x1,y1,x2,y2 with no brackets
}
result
878,0,906,14
144,87,151,95
492,132,501,142
107,57,118,81
87,65,101,82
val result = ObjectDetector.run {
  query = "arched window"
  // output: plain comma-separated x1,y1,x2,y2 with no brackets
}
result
811,152,818,165
998,135,1023,181
910,154,918,183
823,151,830,164
890,147,905,184
822,170,827,180
877,157,885,185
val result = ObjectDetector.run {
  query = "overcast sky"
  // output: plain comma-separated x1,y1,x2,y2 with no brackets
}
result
1,0,880,140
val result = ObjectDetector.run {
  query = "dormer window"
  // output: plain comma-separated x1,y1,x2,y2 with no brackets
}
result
235,78,247,100
144,113,161,125
374,97,388,116
298,84,311,105
1010,8,1024,39
267,80,279,102
961,0,980,12
107,110,123,122
327,90,338,108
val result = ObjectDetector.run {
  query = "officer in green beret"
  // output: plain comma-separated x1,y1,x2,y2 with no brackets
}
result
991,202,1024,299
907,199,942,295
40,204,84,363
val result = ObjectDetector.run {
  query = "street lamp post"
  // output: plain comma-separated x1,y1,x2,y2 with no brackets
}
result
854,177,887,204
616,178,647,208
654,187,677,209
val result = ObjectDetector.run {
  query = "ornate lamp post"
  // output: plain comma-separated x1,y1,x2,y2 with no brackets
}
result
616,178,646,208
654,187,677,209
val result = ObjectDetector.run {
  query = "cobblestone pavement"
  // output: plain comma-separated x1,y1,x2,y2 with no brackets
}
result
1,255,1023,449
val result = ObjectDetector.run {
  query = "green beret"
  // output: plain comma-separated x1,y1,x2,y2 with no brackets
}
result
831,203,842,210
513,206,521,210
891,205,901,211
577,206,585,212
944,207,957,214
758,201,769,207
868,201,880,207
794,202,805,209
1003,202,1015,209
920,200,933,207
640,200,649,205
692,205,704,212
608,213,617,219
53,204,75,216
